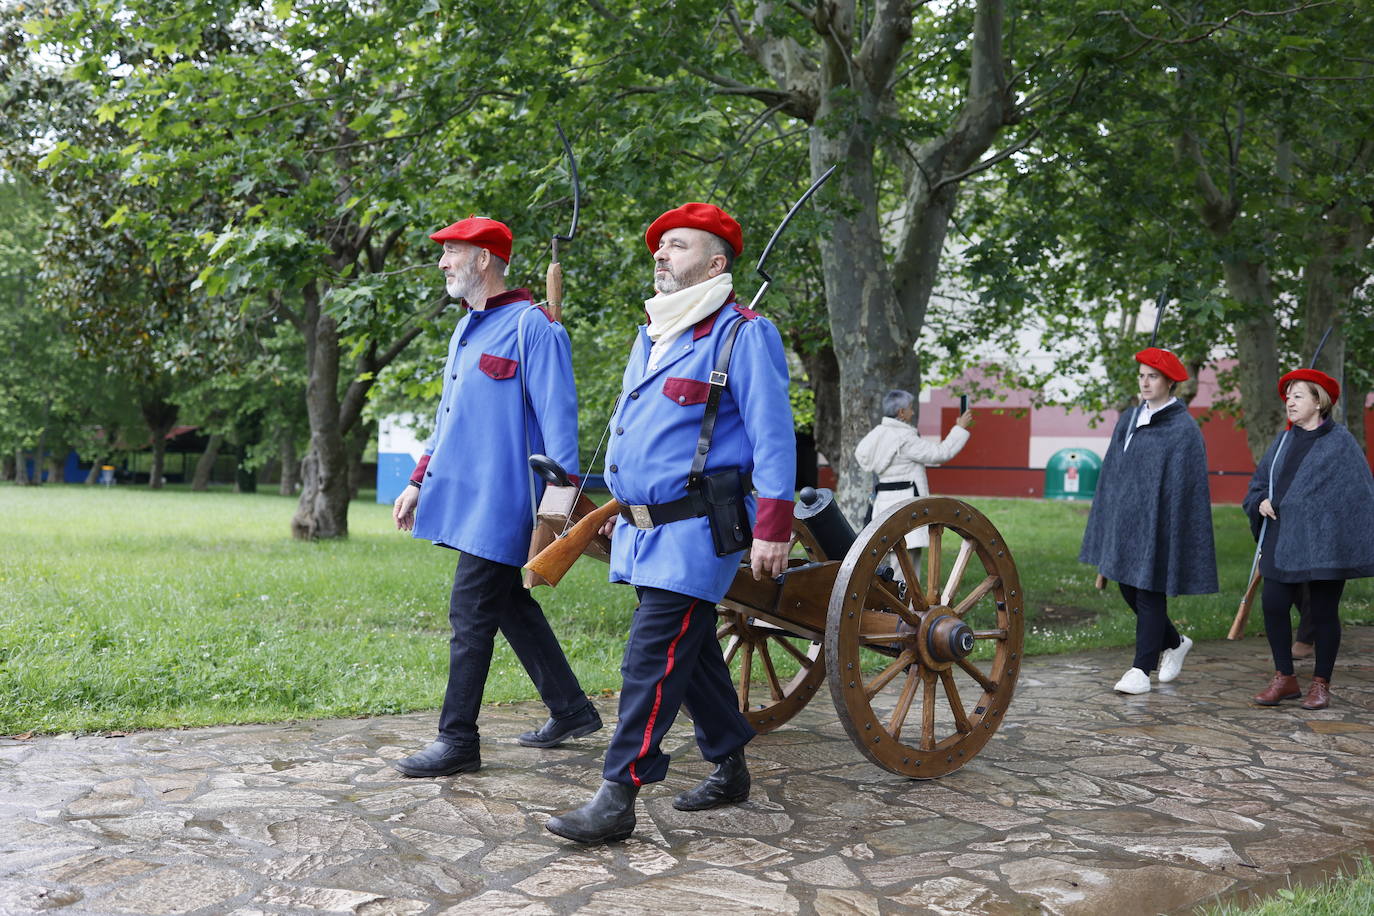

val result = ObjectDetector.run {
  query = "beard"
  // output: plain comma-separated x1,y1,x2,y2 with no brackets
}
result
653,262,709,295
445,256,482,300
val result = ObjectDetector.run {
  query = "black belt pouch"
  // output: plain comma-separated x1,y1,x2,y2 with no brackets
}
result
695,469,752,557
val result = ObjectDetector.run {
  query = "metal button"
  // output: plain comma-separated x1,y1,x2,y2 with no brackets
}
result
451,373,456,379
459,340,468,346
678,396,686,404
426,471,432,477
609,464,618,473
616,427,624,435
629,391,639,399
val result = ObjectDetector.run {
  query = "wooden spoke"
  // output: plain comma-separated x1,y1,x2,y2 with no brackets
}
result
722,634,741,665
952,574,1000,618
716,621,733,641
921,674,937,750
941,539,976,606
738,644,753,709
926,525,943,606
871,577,922,624
973,628,1008,640
940,669,972,734
773,635,816,669
956,656,998,693
758,640,786,702
888,667,921,738
864,651,915,699
858,631,907,645
895,545,923,599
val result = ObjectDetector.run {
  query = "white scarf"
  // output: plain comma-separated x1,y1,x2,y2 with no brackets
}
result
643,273,733,369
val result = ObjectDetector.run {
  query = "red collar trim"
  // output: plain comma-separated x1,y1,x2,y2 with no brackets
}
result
465,288,530,311
691,292,740,340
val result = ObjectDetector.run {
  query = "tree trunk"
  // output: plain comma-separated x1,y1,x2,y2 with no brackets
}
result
32,428,47,486
1348,387,1369,456
13,448,30,485
139,393,178,489
84,461,102,485
191,433,223,491
292,283,350,539
796,343,842,474
278,425,299,496
345,418,372,499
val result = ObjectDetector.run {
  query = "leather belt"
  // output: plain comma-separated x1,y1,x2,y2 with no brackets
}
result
874,480,916,492
621,473,753,530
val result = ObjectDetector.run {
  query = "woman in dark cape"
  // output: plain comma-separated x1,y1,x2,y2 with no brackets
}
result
1244,369,1374,710
1080,347,1218,695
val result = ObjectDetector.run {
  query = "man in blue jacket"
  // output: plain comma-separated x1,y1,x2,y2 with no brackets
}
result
547,203,796,844
391,216,600,777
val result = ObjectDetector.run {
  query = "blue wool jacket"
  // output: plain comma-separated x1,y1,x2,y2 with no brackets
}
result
605,302,795,604
411,289,579,566
1079,401,1219,596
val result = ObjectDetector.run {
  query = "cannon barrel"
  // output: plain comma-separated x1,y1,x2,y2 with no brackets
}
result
793,487,856,562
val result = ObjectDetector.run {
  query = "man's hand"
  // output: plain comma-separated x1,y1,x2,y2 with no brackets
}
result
1259,498,1276,520
598,515,617,539
956,409,974,429
393,486,419,531
750,538,789,581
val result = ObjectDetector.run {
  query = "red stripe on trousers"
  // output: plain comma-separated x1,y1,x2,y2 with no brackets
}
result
627,599,698,787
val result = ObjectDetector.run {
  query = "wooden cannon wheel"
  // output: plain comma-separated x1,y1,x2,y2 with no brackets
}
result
716,518,827,733
826,497,1023,778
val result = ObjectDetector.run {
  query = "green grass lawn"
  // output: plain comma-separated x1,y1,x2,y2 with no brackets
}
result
1201,856,1374,915
1,484,1370,734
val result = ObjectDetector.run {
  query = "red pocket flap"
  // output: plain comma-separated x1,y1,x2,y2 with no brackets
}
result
662,376,710,405
479,353,518,380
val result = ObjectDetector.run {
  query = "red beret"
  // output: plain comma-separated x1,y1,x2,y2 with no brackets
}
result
1134,347,1188,383
1279,368,1340,403
429,217,513,263
645,203,743,257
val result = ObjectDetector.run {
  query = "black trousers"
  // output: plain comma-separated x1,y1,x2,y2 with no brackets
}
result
603,586,756,787
437,552,588,746
1262,578,1345,681
1118,583,1181,673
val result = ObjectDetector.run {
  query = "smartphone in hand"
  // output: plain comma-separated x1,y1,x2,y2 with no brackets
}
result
959,395,968,414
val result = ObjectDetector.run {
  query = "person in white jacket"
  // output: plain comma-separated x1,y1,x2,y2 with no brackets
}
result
854,390,974,565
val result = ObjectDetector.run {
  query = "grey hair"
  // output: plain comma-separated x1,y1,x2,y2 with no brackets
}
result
708,234,736,273
882,389,914,418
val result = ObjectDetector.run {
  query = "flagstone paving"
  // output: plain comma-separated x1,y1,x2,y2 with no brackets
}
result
3,628,1372,915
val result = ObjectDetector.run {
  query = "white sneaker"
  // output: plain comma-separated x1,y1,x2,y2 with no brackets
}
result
1158,635,1193,683
1114,667,1151,694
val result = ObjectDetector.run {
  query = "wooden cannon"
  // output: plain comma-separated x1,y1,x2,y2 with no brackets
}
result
529,475,1023,779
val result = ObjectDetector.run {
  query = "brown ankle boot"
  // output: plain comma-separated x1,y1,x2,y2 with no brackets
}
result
1300,676,1330,710
1253,673,1301,706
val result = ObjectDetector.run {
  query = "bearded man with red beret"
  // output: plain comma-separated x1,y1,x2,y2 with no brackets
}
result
1079,346,1218,695
546,203,796,845
1244,368,1374,710
390,217,600,778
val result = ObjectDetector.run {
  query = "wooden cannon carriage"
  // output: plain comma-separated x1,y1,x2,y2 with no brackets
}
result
529,474,1023,779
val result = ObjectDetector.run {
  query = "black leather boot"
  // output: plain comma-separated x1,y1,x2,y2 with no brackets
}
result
517,703,603,748
546,780,639,844
672,749,750,811
391,740,480,778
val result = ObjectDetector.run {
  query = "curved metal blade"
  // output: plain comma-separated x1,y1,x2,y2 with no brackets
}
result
1309,325,1333,368
754,164,837,286
554,123,580,243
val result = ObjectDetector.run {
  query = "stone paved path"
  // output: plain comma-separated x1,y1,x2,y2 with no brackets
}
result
3,628,1373,916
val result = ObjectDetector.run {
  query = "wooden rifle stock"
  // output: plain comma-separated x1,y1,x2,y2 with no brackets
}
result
526,499,622,587
1228,562,1263,640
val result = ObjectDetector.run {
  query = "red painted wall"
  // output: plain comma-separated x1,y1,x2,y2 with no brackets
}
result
927,407,1040,497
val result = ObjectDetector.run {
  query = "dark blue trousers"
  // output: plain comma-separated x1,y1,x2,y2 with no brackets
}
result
603,586,755,787
438,552,588,746
1119,583,1181,673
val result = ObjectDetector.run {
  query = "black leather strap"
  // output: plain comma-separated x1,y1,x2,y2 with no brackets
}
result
687,314,747,490
874,480,916,492
621,473,752,529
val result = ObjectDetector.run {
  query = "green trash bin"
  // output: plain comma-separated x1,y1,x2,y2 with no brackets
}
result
1044,448,1101,500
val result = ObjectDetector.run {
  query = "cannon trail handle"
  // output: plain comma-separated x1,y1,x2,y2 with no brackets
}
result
526,498,622,587
1228,563,1263,640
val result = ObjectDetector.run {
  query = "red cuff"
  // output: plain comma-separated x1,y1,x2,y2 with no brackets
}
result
566,472,581,487
409,454,431,484
753,497,794,543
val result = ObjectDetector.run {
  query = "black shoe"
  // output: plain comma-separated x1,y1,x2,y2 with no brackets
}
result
517,703,603,748
672,749,750,811
391,740,480,778
546,780,638,844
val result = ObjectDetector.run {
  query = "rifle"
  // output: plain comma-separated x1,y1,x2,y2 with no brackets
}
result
1228,560,1263,640
526,498,622,586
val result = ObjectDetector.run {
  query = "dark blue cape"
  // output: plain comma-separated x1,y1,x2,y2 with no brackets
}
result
1243,422,1374,582
1079,402,1219,596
